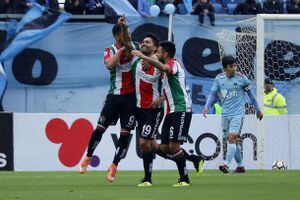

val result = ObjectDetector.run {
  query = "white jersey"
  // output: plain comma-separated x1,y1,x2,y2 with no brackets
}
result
104,42,139,95
132,57,162,108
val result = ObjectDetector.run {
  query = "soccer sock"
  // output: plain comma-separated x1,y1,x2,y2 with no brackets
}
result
154,147,172,160
142,151,154,182
181,148,199,163
172,150,189,183
87,126,106,157
112,131,130,166
234,144,244,167
225,143,237,166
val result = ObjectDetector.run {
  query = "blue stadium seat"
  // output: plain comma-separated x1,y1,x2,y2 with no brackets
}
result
227,3,237,14
226,0,243,4
178,3,188,15
212,3,223,13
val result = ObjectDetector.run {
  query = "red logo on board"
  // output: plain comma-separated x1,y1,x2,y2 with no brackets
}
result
45,118,93,167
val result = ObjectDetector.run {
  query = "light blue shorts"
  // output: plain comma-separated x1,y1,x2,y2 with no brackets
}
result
222,116,244,137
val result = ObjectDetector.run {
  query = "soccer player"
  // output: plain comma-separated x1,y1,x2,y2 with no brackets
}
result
203,55,263,173
131,33,164,186
132,41,193,186
78,18,139,183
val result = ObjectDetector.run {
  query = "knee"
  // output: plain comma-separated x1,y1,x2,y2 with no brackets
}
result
169,142,181,154
228,134,238,144
95,125,106,133
139,140,152,152
160,144,169,153
120,128,131,136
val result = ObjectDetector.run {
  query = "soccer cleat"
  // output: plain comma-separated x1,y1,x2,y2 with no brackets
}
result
219,164,229,174
172,180,190,187
234,166,246,173
193,156,204,174
78,156,92,174
137,179,153,187
106,163,117,182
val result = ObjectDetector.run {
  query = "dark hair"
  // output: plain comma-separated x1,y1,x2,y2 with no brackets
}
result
144,33,159,48
264,78,274,85
221,55,236,68
159,41,176,58
112,23,127,37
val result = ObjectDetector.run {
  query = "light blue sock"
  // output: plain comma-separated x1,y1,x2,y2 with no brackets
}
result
225,143,237,166
234,144,243,167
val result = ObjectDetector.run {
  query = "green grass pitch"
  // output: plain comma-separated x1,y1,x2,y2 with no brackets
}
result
1,170,299,200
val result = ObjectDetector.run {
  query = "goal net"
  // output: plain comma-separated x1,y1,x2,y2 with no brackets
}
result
215,14,300,169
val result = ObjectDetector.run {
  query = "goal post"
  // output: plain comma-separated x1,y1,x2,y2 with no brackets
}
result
216,14,300,169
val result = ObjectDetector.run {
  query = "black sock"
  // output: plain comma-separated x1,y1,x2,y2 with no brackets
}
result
113,132,130,166
142,151,154,182
154,147,172,160
87,126,106,157
181,148,199,163
172,150,189,183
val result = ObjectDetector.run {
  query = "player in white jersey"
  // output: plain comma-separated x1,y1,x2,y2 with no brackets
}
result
78,17,138,182
131,34,164,186
203,55,263,173
132,41,194,187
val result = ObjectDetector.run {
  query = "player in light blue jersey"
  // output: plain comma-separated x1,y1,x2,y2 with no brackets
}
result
203,55,263,173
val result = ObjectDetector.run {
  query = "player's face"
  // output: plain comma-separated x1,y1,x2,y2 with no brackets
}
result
264,83,273,92
156,46,166,63
225,63,236,77
141,37,157,56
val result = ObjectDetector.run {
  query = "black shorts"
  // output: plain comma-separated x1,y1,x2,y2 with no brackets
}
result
161,111,192,145
136,107,164,140
97,93,136,130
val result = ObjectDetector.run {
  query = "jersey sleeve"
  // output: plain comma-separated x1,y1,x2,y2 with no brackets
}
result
242,75,252,92
104,47,115,63
211,78,219,92
167,61,178,75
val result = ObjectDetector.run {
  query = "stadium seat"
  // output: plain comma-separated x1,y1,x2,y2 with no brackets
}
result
178,3,189,15
227,3,237,14
212,3,223,13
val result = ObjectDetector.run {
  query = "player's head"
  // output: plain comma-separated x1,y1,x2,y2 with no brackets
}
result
264,78,274,92
141,33,159,56
157,41,176,62
112,23,130,46
221,55,236,77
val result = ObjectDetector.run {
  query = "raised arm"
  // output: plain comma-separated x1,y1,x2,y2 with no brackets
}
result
104,47,125,70
131,50,171,73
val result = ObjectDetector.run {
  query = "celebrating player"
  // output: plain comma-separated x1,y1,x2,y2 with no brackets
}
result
132,41,194,186
78,17,139,183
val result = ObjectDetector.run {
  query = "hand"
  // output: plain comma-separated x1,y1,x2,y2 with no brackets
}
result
131,50,146,59
204,9,209,15
256,111,263,121
202,107,208,118
150,97,165,108
116,47,125,56
142,60,151,71
118,15,126,24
